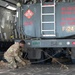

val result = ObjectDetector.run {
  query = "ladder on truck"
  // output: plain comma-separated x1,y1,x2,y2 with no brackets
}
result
41,0,56,37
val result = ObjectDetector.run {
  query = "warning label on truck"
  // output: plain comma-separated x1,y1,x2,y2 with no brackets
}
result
24,9,34,19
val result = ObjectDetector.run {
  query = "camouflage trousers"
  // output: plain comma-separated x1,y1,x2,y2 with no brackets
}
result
4,56,18,69
4,56,31,69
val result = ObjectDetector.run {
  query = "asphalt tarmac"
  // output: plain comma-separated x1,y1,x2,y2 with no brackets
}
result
0,64,75,75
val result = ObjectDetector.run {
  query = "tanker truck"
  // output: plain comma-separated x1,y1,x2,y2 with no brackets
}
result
16,0,75,64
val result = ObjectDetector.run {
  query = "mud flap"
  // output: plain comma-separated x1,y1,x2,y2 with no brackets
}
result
27,49,42,59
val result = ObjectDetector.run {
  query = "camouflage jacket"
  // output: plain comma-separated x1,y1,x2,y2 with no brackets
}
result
4,43,24,63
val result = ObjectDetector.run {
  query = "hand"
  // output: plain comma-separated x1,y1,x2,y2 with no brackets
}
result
52,58,57,63
23,60,31,65
26,60,31,65
21,61,26,66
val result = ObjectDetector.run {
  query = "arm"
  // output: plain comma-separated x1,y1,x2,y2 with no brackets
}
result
14,49,26,65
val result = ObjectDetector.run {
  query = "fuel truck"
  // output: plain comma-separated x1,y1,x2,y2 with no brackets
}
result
16,0,75,64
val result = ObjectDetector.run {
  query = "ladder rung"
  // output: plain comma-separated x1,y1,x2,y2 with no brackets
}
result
42,22,54,23
42,13,54,15
43,35,56,37
42,5,55,7
42,30,55,31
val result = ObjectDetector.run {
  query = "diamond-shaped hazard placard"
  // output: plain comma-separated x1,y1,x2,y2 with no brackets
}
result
24,9,34,19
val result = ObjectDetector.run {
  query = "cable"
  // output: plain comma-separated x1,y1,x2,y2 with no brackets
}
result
31,57,51,64
29,50,69,69
30,49,60,64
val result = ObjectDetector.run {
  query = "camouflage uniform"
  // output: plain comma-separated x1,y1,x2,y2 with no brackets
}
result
4,43,26,69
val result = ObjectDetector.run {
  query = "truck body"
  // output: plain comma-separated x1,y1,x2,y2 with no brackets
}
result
17,2,75,47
